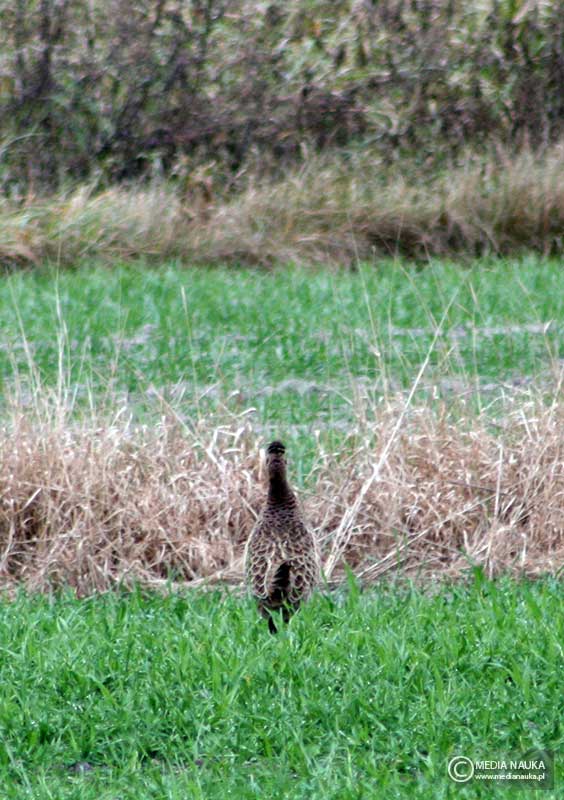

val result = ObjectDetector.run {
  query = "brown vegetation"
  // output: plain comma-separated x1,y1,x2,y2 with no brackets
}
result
1,0,563,192
1,144,563,268
1,390,563,594
2,2,563,266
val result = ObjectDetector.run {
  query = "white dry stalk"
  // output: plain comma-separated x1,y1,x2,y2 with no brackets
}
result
323,296,458,579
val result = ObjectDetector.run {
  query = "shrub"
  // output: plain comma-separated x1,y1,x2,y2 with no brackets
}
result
1,0,563,192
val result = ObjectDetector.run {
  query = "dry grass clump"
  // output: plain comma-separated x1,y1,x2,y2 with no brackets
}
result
1,145,563,269
0,416,260,593
319,400,564,583
0,185,191,267
198,144,564,265
1,395,563,594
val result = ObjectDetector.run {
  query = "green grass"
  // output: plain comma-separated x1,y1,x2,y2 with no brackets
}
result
1,257,563,474
0,577,561,798
1,260,562,795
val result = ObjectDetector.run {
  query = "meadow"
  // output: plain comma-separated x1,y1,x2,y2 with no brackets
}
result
0,256,563,796
2,256,563,469
0,578,562,799
2,3,563,794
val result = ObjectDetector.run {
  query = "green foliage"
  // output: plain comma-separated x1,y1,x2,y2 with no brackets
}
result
0,579,561,797
1,258,562,453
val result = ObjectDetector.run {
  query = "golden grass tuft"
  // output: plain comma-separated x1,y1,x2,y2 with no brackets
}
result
1,144,563,268
206,143,564,264
1,393,563,594
0,412,263,593
0,185,190,267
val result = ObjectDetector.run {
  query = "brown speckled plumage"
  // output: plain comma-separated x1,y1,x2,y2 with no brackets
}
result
245,441,320,632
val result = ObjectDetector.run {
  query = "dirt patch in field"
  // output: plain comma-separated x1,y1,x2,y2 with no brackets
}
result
0,396,563,593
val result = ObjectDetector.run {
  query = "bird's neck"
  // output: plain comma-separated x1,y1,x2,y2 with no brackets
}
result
267,468,295,506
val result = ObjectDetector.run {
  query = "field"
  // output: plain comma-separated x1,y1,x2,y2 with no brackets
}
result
2,1,563,793
0,579,562,799
0,256,563,796
2,257,563,457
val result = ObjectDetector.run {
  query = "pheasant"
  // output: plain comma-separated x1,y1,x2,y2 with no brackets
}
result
245,441,320,633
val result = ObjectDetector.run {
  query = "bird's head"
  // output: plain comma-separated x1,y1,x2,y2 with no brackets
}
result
266,440,286,474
